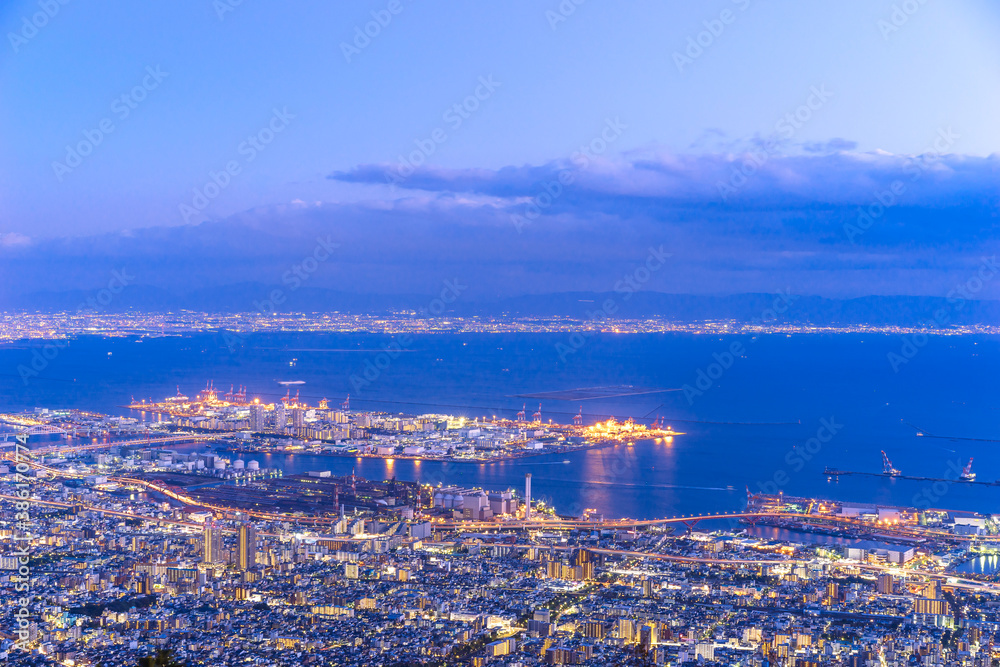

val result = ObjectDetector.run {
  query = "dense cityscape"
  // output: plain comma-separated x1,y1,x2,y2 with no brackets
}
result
4,401,1000,665
2,310,997,345
6,0,999,665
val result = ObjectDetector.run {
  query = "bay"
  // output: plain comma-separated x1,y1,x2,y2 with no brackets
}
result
3,331,998,519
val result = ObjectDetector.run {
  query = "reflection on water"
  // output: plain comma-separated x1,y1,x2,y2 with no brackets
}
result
8,332,1000,520
744,525,859,548
744,526,909,554
167,438,724,520
955,555,1000,575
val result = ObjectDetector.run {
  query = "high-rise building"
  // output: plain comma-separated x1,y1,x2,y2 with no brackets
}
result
695,642,715,661
292,408,305,428
877,573,894,594
238,523,257,571
616,618,635,642
640,622,658,648
826,582,840,601
203,521,223,564
524,473,532,521
273,404,286,432
136,573,153,595
583,620,605,640
913,597,949,615
249,403,265,432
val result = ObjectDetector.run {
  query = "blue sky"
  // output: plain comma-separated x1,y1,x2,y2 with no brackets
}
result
1,0,999,299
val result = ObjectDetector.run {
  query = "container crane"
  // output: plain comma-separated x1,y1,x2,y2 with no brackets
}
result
881,450,900,476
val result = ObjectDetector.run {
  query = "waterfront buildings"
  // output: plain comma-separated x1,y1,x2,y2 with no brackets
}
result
5,410,1000,665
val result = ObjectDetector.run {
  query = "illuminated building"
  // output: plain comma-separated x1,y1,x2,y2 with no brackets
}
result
203,521,223,564
249,403,265,432
238,523,257,571
273,404,286,433
525,473,532,521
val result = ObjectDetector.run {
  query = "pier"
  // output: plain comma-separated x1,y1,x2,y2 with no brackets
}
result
823,466,1000,487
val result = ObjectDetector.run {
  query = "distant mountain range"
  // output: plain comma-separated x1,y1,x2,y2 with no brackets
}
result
2,284,998,326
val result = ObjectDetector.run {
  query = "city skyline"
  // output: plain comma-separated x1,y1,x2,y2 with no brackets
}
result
4,2,1000,665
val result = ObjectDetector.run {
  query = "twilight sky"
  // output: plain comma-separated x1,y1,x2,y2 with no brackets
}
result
1,0,999,301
